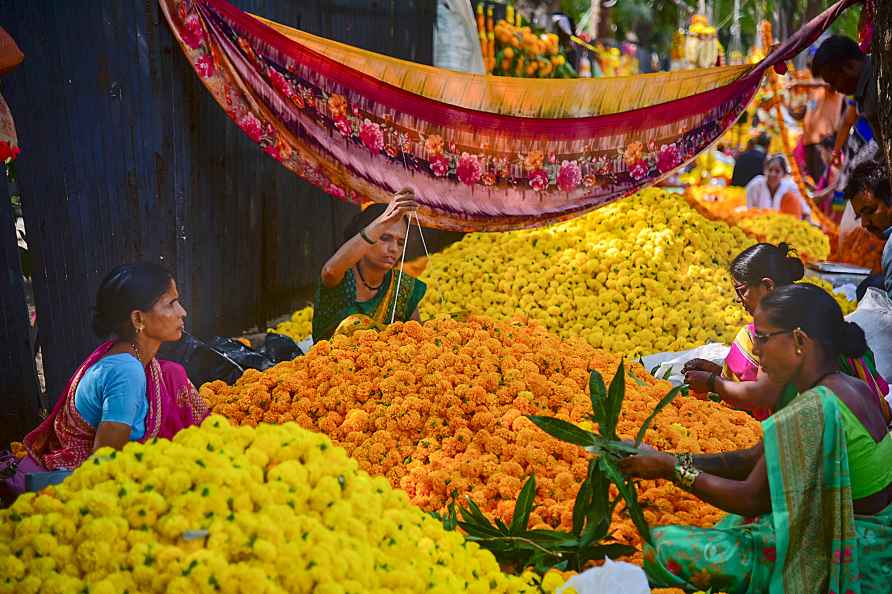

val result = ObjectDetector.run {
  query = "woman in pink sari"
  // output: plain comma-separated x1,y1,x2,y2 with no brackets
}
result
18,263,208,477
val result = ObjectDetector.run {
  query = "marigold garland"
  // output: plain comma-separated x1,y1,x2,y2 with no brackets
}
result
0,416,536,594
832,226,884,273
201,318,762,558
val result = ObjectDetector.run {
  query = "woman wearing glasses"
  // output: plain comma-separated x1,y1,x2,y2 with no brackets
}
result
683,242,889,422
620,283,892,593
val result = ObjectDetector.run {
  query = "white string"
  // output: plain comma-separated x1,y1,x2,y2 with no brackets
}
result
390,216,412,324
389,211,430,324
414,211,430,259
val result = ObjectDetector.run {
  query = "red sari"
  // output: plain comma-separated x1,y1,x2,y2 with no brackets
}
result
23,341,209,471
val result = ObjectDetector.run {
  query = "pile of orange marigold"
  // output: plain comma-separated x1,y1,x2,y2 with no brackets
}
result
200,317,761,555
833,226,884,273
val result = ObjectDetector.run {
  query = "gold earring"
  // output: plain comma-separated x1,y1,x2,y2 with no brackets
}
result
796,348,802,355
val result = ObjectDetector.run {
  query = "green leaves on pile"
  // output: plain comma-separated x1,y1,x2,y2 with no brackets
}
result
438,361,684,574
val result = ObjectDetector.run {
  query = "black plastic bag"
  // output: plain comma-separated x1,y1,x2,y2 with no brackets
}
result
159,333,274,387
259,332,304,364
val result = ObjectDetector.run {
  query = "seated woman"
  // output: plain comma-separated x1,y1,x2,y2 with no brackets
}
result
312,190,427,342
683,242,889,422
745,155,813,220
621,284,892,593
21,263,208,472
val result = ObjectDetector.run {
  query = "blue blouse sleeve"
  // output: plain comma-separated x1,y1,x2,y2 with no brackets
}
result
99,358,147,427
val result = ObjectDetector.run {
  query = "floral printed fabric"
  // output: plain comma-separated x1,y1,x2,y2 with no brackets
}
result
159,0,857,232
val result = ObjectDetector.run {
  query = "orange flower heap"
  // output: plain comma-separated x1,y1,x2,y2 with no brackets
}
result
201,317,761,553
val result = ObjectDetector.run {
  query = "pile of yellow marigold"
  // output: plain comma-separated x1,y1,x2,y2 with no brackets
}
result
418,188,753,356
734,210,831,262
201,317,762,556
0,416,537,594
270,306,313,341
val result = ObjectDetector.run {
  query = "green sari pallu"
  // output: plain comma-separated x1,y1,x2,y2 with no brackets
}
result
643,386,892,593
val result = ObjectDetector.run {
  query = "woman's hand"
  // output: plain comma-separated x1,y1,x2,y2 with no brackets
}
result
684,370,715,396
618,451,676,481
682,358,722,376
366,190,418,239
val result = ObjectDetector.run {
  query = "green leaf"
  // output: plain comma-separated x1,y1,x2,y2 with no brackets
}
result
627,367,647,387
575,543,637,564
571,478,591,536
510,475,537,535
459,496,495,530
527,415,595,447
605,361,626,440
457,521,504,539
634,384,685,447
588,370,607,424
599,457,652,545
661,367,673,380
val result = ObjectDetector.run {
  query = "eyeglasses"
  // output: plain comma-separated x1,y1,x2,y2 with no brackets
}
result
733,283,748,301
752,329,794,345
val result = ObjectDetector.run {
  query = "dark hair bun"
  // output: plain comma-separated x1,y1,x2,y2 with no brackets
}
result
777,243,805,282
731,242,804,286
838,321,868,359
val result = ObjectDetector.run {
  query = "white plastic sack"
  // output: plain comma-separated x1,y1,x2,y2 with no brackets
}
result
641,343,730,385
847,288,892,383
434,0,485,74
556,558,650,594
297,337,314,354
838,201,858,244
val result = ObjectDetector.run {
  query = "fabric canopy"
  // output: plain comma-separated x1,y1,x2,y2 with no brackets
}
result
160,0,857,231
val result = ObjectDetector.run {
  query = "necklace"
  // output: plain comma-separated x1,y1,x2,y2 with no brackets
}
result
130,342,143,365
355,263,385,291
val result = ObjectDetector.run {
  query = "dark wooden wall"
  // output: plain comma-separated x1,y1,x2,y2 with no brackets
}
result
0,0,436,444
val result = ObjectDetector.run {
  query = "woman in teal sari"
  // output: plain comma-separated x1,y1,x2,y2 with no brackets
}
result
620,284,892,593
313,189,427,342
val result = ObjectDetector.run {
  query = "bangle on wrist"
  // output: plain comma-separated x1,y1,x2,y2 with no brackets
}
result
359,228,377,245
707,372,717,393
672,453,701,491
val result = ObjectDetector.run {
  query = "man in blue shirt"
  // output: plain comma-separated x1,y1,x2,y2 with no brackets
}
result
845,161,892,299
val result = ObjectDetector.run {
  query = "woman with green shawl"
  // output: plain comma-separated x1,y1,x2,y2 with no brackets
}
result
312,190,427,342
620,284,892,593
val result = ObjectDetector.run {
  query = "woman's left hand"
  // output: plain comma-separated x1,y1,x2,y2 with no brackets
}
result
684,370,714,395
618,451,676,480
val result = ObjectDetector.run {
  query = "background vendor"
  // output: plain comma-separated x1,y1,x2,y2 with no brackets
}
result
312,190,427,342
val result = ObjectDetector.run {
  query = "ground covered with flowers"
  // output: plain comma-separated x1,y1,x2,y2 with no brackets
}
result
201,318,762,556
0,416,541,594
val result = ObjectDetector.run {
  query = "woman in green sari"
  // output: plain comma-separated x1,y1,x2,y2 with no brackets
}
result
312,190,427,342
620,284,892,593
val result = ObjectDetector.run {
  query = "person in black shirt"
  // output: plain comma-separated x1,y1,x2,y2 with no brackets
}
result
731,133,770,187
